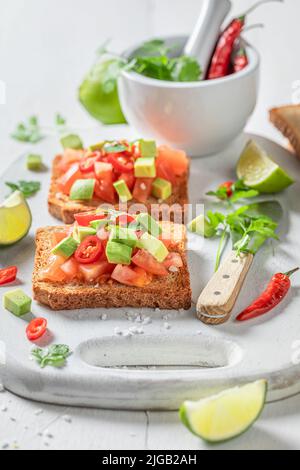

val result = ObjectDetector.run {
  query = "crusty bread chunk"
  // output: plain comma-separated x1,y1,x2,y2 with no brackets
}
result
270,105,300,158
32,222,192,311
48,155,189,224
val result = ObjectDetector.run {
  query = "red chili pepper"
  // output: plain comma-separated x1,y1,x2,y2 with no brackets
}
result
219,181,234,198
26,318,47,341
107,154,134,174
233,47,249,73
74,236,103,264
236,268,299,322
208,0,282,80
0,266,18,286
115,213,135,226
79,156,97,173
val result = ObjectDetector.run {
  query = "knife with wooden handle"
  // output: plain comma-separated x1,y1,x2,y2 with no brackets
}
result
197,250,254,325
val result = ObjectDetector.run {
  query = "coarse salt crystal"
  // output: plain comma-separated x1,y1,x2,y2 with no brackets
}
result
62,415,72,423
164,322,171,330
101,314,107,321
114,327,123,336
34,409,43,416
0,384,4,392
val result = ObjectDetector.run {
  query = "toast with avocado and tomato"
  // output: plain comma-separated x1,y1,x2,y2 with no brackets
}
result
270,105,300,158
32,209,192,311
48,140,190,224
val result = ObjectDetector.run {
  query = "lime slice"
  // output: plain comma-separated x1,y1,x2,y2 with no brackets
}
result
237,140,294,193
0,191,32,246
179,380,267,444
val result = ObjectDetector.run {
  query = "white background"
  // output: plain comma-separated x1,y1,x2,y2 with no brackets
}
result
1,0,300,450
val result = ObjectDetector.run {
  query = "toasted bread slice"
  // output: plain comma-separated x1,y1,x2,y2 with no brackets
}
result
32,222,192,311
48,155,189,224
270,105,300,158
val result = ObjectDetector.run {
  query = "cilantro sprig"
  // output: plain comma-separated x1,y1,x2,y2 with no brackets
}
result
202,205,279,271
31,344,72,369
207,180,259,203
5,180,41,198
11,116,44,143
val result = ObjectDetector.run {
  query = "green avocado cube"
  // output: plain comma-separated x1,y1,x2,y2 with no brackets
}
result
138,233,168,262
140,140,157,158
70,179,95,201
134,157,156,178
152,178,172,200
88,141,105,152
109,226,138,248
52,236,79,258
113,180,133,202
188,214,215,238
136,213,162,237
27,154,43,171
73,224,96,242
90,219,110,230
106,241,132,265
60,134,83,150
3,289,32,317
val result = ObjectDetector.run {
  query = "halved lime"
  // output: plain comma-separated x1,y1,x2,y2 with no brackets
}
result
0,191,32,246
179,380,267,444
237,140,294,193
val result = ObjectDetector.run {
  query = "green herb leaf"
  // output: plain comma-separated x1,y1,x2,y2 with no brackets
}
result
31,344,72,369
5,180,41,198
170,56,202,82
55,113,67,127
11,116,43,143
207,180,259,203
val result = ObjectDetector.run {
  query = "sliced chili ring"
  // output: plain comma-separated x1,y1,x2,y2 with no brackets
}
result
115,213,135,226
74,236,104,264
26,318,48,341
107,153,134,173
79,156,97,173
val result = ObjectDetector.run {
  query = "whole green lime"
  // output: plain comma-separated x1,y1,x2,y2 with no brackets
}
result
79,59,126,125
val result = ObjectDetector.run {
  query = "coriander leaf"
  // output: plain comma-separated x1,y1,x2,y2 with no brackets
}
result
170,56,202,82
5,180,41,198
230,189,259,202
55,113,66,127
207,180,259,203
11,116,43,143
31,344,71,369
96,39,111,57
136,39,170,57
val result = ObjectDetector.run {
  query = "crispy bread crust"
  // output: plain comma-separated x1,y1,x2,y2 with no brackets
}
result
32,223,192,311
270,105,300,158
48,155,189,224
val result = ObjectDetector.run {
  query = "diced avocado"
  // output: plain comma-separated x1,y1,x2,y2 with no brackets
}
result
138,233,168,262
106,240,132,265
3,289,32,317
73,224,96,242
70,179,95,200
113,180,133,202
134,157,156,178
136,213,162,237
188,214,215,238
52,236,79,258
109,226,138,248
152,178,172,200
60,134,83,150
88,141,105,151
26,154,43,171
140,140,157,158
90,219,109,230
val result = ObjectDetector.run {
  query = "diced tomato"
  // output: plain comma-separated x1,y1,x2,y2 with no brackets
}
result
94,180,116,204
132,178,153,203
39,255,67,282
74,236,103,264
157,145,188,177
111,264,152,287
26,318,47,342
74,211,107,227
57,163,82,195
79,261,115,282
51,231,70,247
107,154,134,173
119,172,135,191
163,252,183,270
94,162,113,183
60,257,80,280
156,159,176,185
115,213,135,226
57,149,84,173
132,250,168,276
0,266,18,286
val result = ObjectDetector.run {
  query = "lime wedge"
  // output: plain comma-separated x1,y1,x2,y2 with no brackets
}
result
0,191,32,246
237,140,294,193
179,380,267,444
